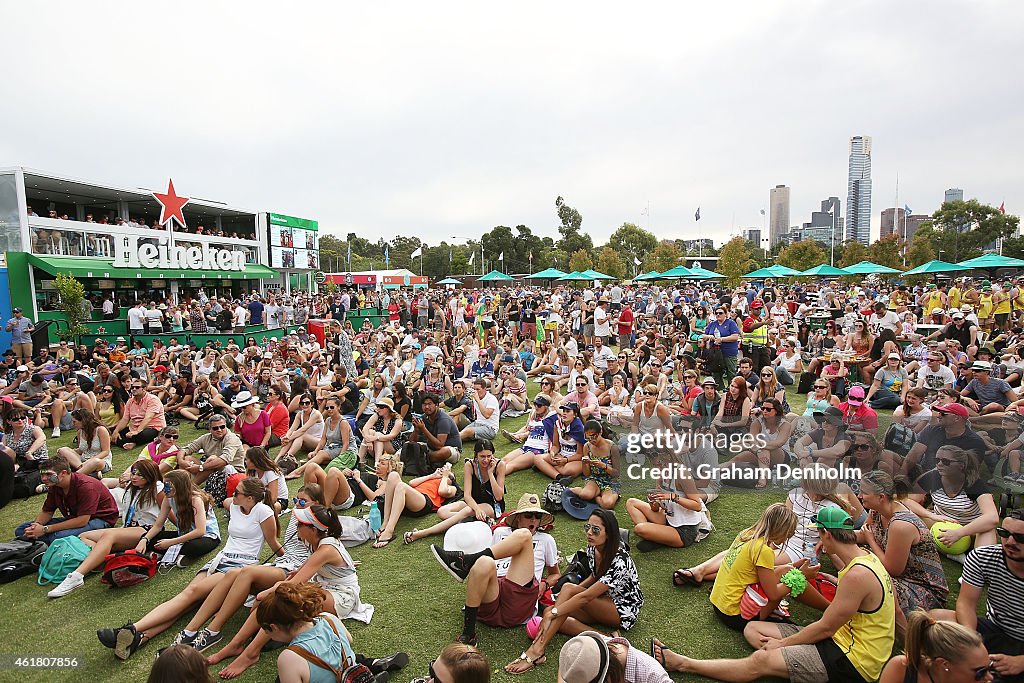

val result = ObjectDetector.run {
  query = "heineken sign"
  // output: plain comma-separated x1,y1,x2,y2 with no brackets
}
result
112,235,246,271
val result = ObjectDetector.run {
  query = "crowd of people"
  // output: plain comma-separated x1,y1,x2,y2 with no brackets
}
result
1,275,1023,683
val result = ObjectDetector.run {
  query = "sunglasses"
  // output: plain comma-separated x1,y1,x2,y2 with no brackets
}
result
937,457,960,466
814,384,828,389
211,425,228,431
291,497,308,508
853,443,871,451
101,388,114,393
996,527,1024,543
760,406,775,412
971,664,997,681
760,373,773,377
163,434,179,440
583,523,603,535
519,512,543,520
301,400,312,405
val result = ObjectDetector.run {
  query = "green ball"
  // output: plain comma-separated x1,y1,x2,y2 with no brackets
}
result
932,521,971,555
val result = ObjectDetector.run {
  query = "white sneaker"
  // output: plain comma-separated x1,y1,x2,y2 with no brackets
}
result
243,594,257,608
47,571,84,598
51,427,61,438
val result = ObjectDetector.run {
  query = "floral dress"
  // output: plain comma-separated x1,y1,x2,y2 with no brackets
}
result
5,426,47,464
868,509,948,614
585,544,644,630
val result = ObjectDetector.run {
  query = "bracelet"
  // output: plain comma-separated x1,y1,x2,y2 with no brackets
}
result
43,525,49,534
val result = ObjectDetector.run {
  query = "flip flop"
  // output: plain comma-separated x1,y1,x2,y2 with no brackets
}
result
650,638,670,668
672,568,700,587
373,535,394,548
505,652,547,675
403,529,419,545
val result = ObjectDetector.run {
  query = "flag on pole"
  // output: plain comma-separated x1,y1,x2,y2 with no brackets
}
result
498,252,504,261
384,245,390,267
347,241,351,266
529,252,533,262
411,246,423,259
633,256,641,266
904,204,912,215
695,207,701,221
1000,201,1006,215
468,251,475,265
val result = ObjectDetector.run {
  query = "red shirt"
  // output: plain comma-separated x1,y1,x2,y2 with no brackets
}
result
43,473,119,526
837,401,879,431
616,307,633,335
267,402,291,437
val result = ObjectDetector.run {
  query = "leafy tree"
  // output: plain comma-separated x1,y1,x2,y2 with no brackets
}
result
608,223,657,270
54,273,88,342
555,196,592,256
1001,236,1024,261
319,234,345,272
480,226,516,271
718,237,759,286
838,241,869,268
644,241,682,274
449,250,470,276
913,200,1019,262
777,239,827,272
907,235,936,268
594,247,627,280
569,249,594,272
865,234,905,269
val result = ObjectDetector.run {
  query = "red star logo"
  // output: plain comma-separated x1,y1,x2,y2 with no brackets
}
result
153,179,190,228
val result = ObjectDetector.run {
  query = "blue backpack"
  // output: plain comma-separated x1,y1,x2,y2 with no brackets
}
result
37,536,91,585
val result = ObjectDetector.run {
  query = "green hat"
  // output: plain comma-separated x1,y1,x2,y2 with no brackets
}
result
807,507,854,530
982,279,992,287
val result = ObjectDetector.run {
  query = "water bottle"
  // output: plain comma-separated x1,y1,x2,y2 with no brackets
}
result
369,501,382,534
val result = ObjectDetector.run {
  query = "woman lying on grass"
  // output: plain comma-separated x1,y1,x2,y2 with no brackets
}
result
96,477,283,661
372,460,459,548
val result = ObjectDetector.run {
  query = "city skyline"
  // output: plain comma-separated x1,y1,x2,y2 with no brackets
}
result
2,2,1020,247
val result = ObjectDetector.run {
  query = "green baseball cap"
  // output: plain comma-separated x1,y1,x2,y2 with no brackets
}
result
807,507,855,530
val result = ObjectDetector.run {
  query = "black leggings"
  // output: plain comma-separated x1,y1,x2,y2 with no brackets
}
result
0,453,14,510
148,530,220,558
113,427,160,448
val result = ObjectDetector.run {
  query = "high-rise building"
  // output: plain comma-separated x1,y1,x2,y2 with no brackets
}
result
904,214,929,244
945,188,964,205
846,136,872,245
741,227,762,246
880,207,907,239
799,197,843,247
769,185,790,246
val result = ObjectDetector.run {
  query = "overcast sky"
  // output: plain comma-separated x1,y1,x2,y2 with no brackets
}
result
3,1,1021,247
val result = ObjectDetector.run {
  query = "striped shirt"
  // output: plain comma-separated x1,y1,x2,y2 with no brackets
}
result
961,545,1024,641
915,470,990,525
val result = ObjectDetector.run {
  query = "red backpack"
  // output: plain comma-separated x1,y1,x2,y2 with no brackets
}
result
100,550,157,588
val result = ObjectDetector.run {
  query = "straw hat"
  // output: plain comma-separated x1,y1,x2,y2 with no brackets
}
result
505,492,554,528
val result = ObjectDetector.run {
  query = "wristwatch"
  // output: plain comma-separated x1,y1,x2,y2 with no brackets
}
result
551,607,559,617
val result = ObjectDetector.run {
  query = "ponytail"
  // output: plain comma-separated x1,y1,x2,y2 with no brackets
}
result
903,611,983,670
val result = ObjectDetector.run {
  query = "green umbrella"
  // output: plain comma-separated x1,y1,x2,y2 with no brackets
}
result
767,264,801,277
436,277,462,285
841,260,903,275
659,265,695,278
525,267,567,279
582,269,615,280
800,264,852,277
900,259,972,276
478,269,514,281
957,253,1024,270
743,266,785,278
633,270,662,281
687,266,725,279
556,270,596,281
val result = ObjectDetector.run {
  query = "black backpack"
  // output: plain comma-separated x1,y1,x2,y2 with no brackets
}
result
0,539,48,583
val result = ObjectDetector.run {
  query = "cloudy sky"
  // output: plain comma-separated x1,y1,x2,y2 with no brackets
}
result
3,1,1021,247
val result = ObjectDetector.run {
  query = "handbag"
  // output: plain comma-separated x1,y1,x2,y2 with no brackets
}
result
100,549,158,588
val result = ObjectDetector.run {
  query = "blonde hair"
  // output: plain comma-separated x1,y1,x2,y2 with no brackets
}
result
903,611,984,670
802,472,855,517
739,503,797,546
936,445,981,485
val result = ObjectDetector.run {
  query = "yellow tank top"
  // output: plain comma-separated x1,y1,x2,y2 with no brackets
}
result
925,292,943,313
994,290,1012,315
947,287,962,310
979,294,994,319
97,403,118,429
831,552,895,682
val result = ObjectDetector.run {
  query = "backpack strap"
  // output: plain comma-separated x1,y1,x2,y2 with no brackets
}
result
284,613,352,682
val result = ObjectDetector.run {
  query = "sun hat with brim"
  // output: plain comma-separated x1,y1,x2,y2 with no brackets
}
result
442,520,492,555
886,353,901,361
701,377,717,387
813,406,845,426
375,396,395,410
807,506,855,530
846,386,865,406
972,360,993,372
562,490,599,520
231,391,259,409
505,493,554,528
558,631,610,683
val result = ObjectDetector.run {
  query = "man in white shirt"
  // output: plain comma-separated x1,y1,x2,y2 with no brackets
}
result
591,337,615,371
593,299,611,344
917,351,956,401
431,493,560,646
127,302,146,334
868,301,900,336
460,378,500,442
232,301,248,333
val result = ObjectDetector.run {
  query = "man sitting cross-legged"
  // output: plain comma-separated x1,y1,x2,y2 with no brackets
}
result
430,493,560,647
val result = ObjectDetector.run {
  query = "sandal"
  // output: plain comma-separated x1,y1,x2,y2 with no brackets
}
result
672,568,700,587
650,638,670,668
403,529,419,545
504,652,547,675
373,534,394,548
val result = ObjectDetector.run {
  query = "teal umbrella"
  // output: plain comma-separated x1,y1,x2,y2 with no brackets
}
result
436,277,462,285
842,260,903,275
525,267,567,279
800,264,852,277
582,269,615,280
957,253,1024,270
556,270,596,281
633,270,662,281
743,267,777,278
767,264,801,277
900,259,972,276
478,269,514,281
659,265,695,278
687,266,725,279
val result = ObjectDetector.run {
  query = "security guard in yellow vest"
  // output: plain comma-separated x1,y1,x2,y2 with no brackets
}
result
742,299,772,373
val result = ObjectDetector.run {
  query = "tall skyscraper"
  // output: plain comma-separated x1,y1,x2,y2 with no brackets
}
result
741,227,762,246
800,197,843,246
846,136,872,245
945,188,964,205
769,185,790,246
880,207,907,239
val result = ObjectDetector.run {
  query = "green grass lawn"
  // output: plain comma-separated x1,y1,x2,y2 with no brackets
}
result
0,383,968,683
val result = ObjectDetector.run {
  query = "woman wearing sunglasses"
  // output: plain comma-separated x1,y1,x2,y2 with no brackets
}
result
46,458,163,598
504,509,643,675
55,408,112,477
905,445,1000,552
279,393,324,464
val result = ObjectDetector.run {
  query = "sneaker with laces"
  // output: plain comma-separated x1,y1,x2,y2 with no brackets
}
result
192,628,222,652
51,427,61,438
114,624,143,660
430,545,470,582
171,630,197,647
46,571,84,598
